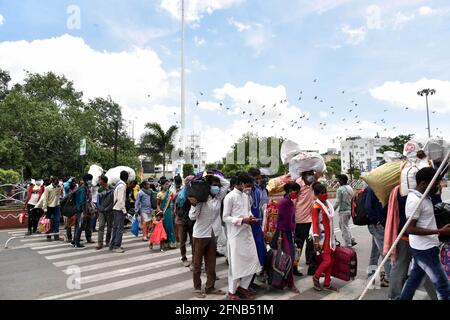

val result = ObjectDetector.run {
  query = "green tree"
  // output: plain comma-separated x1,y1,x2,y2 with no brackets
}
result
139,123,178,177
0,169,20,184
0,70,140,178
325,158,341,178
183,164,194,177
0,69,11,101
379,134,414,154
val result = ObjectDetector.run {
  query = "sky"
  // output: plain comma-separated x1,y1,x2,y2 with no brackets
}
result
0,0,449,162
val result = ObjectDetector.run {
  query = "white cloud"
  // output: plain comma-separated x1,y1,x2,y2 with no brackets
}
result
0,14,4,26
228,18,273,54
159,0,244,23
418,6,434,16
392,12,415,30
341,25,367,45
197,101,220,111
309,0,353,14
228,17,251,32
370,79,450,113
366,5,384,30
319,111,328,118
0,34,180,142
193,36,206,47
191,59,207,71
104,20,173,47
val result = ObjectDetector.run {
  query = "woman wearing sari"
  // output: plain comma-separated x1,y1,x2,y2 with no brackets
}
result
157,177,177,249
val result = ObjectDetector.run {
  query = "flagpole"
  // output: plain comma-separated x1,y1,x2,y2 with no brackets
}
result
180,0,186,177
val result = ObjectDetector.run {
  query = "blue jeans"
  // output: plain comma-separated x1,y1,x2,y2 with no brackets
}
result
400,246,450,300
110,210,124,250
368,224,392,279
47,206,61,239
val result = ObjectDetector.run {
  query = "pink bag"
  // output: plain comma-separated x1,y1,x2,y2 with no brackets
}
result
37,216,51,233
440,242,450,280
19,209,27,225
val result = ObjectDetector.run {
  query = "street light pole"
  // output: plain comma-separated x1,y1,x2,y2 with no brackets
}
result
417,88,436,138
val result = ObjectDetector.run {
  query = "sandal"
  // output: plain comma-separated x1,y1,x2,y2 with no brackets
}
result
323,285,339,292
237,286,255,300
194,289,206,298
206,288,226,295
313,276,323,291
227,293,241,300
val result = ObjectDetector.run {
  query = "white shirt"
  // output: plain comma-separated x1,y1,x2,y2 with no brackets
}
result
28,186,42,206
223,188,261,279
405,189,440,250
113,181,127,214
189,177,230,238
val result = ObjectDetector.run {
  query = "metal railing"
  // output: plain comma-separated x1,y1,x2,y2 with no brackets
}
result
0,184,27,206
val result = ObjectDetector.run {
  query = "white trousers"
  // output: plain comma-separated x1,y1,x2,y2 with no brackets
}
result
228,272,253,294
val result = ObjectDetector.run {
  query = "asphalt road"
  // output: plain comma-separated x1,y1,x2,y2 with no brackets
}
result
0,200,433,301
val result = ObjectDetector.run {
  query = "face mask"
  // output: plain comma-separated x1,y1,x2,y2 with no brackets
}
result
210,186,220,195
305,175,315,185
87,181,93,187
318,194,328,202
243,188,252,195
289,191,299,200
35,180,42,186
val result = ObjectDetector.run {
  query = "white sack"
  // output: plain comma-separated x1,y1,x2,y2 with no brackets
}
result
383,151,403,163
105,166,136,186
280,140,302,164
88,165,104,186
288,152,326,181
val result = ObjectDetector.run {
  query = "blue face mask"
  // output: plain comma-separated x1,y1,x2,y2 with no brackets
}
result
210,186,220,195
305,175,315,185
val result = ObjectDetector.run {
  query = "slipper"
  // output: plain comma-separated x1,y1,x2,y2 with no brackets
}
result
206,288,226,295
227,293,240,300
194,290,206,298
323,285,339,292
313,276,323,291
237,287,255,300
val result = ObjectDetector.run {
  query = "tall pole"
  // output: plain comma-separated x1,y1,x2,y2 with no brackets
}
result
114,120,118,167
425,94,431,138
180,0,186,176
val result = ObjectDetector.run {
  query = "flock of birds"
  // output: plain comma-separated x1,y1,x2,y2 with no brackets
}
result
148,78,444,144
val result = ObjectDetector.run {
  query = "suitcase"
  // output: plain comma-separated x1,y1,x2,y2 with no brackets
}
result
315,245,357,281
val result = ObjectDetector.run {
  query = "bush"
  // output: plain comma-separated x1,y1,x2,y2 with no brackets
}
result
183,164,194,177
0,169,20,184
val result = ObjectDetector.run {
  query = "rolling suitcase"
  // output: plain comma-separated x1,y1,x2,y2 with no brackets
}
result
332,245,357,281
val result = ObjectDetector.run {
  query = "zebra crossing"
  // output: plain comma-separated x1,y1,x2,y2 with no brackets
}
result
4,228,430,300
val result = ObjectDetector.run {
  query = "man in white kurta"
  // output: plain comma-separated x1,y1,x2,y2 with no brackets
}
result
223,173,261,299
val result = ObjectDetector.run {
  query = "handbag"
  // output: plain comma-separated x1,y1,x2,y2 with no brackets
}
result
131,215,140,237
19,209,27,225
37,216,51,233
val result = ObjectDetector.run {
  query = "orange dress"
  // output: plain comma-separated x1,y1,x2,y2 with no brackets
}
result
149,220,167,245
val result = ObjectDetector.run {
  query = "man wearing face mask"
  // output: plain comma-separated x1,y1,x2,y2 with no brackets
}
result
188,174,230,298
35,177,64,241
400,167,450,300
223,173,261,300
293,170,318,276
72,174,94,249
24,178,45,235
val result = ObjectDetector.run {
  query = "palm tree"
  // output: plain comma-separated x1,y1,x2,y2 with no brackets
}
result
140,122,178,176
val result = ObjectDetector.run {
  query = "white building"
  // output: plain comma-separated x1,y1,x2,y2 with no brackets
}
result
340,134,392,174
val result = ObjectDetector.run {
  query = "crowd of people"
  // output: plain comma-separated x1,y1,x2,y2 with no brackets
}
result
22,164,450,300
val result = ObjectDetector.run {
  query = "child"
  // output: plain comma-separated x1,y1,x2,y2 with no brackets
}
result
311,182,339,292
149,212,167,251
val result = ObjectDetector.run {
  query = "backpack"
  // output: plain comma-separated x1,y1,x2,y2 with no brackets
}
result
265,248,292,289
99,189,115,212
434,202,450,242
351,188,369,226
264,201,279,243
61,191,77,217
186,179,210,203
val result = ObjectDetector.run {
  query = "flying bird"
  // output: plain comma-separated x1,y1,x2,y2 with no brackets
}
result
248,99,251,104
200,92,204,96
314,96,318,100
196,101,199,106
342,90,345,94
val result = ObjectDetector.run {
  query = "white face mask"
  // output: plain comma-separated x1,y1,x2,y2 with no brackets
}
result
36,180,43,186
243,188,252,195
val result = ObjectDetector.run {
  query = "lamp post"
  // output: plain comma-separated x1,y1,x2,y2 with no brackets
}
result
417,88,436,138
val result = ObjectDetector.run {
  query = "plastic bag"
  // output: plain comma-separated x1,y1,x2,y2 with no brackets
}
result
37,216,51,234
288,152,326,180
403,141,424,160
362,161,405,207
131,215,139,237
88,165,104,186
19,209,27,225
383,151,403,163
400,158,432,196
280,140,302,164
267,174,293,196
423,138,449,162
105,166,136,186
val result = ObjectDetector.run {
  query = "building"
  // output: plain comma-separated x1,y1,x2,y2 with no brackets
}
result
322,148,340,163
340,134,392,174
141,132,207,179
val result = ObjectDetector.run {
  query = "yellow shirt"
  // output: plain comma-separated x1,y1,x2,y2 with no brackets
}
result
36,184,63,209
